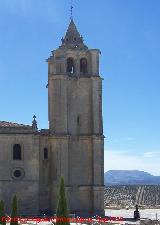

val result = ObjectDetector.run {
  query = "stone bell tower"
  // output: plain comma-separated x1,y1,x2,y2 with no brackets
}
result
47,19,104,216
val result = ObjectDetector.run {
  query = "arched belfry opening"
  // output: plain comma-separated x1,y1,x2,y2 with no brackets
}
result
80,58,88,74
67,57,75,73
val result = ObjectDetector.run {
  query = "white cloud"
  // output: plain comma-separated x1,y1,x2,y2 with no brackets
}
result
104,149,160,176
143,151,160,158
126,137,135,141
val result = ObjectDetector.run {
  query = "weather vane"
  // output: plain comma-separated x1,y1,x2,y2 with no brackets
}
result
70,0,73,20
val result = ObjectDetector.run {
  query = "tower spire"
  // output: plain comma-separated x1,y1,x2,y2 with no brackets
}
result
59,1,88,50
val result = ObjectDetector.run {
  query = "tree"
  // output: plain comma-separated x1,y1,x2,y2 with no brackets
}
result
10,195,18,225
56,177,70,225
0,200,6,225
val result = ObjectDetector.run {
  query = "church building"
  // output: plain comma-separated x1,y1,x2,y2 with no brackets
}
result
0,18,104,216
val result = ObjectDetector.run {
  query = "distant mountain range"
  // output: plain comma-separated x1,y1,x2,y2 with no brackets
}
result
104,170,160,185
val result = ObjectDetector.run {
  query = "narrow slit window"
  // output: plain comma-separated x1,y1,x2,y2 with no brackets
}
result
44,148,48,159
77,115,80,125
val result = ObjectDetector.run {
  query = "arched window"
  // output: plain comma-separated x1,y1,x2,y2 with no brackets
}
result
44,148,48,159
80,58,88,73
67,58,74,73
13,144,21,160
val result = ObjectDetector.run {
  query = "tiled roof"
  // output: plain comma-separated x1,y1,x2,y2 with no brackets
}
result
0,121,31,128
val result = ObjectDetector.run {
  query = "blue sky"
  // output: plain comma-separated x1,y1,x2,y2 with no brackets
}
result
0,0,160,175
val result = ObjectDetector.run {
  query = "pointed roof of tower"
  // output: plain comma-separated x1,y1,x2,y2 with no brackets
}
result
60,19,88,50
65,19,81,40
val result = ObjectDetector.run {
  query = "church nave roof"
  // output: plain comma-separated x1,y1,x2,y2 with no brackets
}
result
0,121,31,128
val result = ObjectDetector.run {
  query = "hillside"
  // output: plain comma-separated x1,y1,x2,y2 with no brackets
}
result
104,185,160,208
104,170,160,185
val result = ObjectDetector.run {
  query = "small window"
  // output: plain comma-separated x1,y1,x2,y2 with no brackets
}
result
44,148,48,159
80,58,88,73
73,37,77,41
67,57,75,73
77,115,80,125
13,144,21,160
